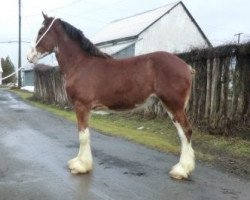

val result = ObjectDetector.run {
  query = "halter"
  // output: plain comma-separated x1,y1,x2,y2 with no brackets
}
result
35,17,57,46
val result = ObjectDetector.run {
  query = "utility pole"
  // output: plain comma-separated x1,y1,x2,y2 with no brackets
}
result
234,33,243,44
18,0,22,88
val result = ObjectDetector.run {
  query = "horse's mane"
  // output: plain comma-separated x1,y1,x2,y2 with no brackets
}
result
59,19,111,59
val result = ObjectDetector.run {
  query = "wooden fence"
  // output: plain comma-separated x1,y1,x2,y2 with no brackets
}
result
33,64,69,107
33,43,250,134
179,43,250,134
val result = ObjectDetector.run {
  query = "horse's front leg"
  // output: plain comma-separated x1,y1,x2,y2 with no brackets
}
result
68,103,93,174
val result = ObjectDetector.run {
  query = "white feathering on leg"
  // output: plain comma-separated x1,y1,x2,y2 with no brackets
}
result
170,122,195,179
180,141,195,173
68,128,93,174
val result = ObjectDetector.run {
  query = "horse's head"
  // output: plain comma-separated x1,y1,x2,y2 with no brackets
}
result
27,13,58,63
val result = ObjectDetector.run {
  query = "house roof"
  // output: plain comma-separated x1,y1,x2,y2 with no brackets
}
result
92,2,179,45
92,1,211,47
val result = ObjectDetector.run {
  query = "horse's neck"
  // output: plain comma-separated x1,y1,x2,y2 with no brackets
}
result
55,38,88,76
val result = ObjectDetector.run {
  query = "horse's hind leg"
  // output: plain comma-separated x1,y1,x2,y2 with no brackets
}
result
166,108,195,179
68,102,93,174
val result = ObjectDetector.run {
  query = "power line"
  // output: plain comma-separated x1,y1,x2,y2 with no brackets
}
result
204,25,244,33
21,0,249,39
23,0,84,17
46,0,83,12
23,0,130,18
0,40,30,44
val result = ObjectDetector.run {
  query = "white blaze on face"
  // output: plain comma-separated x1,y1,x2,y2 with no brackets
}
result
27,28,49,63
27,43,39,63
27,42,49,63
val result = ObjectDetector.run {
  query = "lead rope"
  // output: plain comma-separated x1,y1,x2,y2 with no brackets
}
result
2,67,25,81
1,18,57,82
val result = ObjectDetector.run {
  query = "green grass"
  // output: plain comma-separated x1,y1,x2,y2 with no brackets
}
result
10,89,250,175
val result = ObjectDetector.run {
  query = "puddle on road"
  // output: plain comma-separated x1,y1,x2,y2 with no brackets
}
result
0,90,33,110
9,104,31,110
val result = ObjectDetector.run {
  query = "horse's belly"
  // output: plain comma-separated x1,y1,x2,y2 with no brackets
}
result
92,94,157,112
92,101,136,111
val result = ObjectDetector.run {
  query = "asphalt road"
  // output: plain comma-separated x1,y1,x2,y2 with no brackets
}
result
0,88,249,200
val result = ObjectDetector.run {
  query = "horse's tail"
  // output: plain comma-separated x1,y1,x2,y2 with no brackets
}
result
184,65,195,108
188,65,196,75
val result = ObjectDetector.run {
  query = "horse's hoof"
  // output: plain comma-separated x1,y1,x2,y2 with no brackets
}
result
68,157,92,174
169,163,189,180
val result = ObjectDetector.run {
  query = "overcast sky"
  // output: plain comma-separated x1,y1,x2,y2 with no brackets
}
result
1,0,250,68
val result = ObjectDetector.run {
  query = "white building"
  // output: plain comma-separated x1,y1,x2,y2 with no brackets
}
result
0,61,2,85
92,1,211,58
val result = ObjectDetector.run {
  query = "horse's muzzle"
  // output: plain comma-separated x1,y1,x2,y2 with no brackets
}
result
27,46,39,63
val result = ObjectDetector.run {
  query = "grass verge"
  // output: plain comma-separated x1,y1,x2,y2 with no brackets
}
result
10,89,250,178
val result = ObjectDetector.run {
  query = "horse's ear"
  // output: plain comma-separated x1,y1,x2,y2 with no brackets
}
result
42,11,48,20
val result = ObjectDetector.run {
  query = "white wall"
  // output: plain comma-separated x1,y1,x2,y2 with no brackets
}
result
135,3,209,55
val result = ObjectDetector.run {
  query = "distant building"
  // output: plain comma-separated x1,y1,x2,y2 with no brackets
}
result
0,61,2,85
92,1,211,58
23,68,34,87
22,56,57,87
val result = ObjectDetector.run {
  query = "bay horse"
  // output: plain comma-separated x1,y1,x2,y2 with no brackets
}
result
27,13,195,180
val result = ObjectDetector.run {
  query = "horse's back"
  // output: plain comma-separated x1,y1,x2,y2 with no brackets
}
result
113,51,190,79
103,51,192,98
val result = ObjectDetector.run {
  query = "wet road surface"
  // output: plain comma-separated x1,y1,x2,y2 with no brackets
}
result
0,88,249,200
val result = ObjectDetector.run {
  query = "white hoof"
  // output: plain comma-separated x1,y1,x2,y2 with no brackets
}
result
68,157,93,174
169,163,189,180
